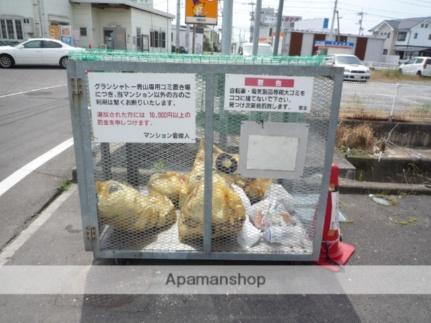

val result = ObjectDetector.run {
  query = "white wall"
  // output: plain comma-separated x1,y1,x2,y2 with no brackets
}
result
93,7,132,49
72,3,93,48
0,0,33,18
364,38,385,62
131,8,171,52
300,33,314,56
408,19,431,47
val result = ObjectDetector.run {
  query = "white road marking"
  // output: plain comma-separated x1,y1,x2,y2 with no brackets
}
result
0,84,66,99
0,138,74,197
0,185,77,266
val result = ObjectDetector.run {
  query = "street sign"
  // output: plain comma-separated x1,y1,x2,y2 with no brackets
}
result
185,0,218,25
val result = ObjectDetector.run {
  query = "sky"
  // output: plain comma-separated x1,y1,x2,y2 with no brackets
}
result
154,0,431,42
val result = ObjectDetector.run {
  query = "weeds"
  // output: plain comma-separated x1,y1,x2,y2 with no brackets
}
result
59,180,72,192
336,123,376,152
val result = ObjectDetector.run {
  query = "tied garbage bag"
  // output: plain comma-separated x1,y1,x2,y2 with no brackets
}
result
178,142,246,241
96,180,176,232
147,171,187,207
192,140,272,204
178,173,246,241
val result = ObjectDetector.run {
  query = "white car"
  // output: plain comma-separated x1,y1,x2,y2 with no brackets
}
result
0,38,84,69
327,54,370,82
240,42,273,56
399,56,431,76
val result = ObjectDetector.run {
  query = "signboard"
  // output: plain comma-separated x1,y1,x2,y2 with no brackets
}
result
185,0,218,25
88,73,196,143
314,40,354,49
224,75,314,113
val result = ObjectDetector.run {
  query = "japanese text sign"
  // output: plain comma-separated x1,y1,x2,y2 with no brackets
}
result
185,0,218,25
88,73,196,143
224,74,314,113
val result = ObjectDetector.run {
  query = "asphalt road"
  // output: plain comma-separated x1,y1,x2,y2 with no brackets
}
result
0,67,74,249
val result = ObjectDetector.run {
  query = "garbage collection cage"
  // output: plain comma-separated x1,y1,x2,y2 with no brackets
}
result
67,52,343,261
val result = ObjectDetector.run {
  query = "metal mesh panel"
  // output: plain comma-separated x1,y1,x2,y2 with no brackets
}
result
91,74,207,253
68,58,342,260
210,76,333,255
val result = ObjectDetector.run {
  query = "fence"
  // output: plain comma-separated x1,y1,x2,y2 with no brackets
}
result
340,81,431,122
67,51,343,261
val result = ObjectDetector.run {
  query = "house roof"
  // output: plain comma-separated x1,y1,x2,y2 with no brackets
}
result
369,17,431,32
70,0,175,19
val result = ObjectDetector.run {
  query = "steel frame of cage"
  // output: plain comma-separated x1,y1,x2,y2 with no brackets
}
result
67,59,344,261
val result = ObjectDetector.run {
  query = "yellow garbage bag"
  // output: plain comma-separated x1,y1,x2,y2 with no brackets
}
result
96,180,176,232
147,171,187,207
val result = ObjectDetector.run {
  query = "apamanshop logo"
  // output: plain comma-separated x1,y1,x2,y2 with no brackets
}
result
166,273,266,288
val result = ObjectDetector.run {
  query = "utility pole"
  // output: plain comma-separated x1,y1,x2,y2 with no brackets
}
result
329,0,338,40
222,0,233,55
249,1,255,42
252,0,262,56
175,0,181,52
273,0,284,56
357,11,364,35
336,10,340,38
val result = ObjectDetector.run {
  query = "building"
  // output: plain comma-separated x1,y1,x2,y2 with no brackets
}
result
203,27,220,52
294,18,330,33
0,0,173,52
249,7,301,43
369,17,431,58
171,25,204,54
282,31,385,62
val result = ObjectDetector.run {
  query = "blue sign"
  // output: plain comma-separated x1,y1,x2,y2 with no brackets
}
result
314,40,354,48
323,18,329,29
61,36,73,46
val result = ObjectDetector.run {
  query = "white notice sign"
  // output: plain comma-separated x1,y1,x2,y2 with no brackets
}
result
88,72,196,143
224,74,314,113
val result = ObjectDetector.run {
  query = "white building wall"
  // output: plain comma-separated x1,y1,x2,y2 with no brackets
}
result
93,7,132,49
131,8,171,52
364,38,384,62
300,33,314,56
72,3,93,48
408,20,431,47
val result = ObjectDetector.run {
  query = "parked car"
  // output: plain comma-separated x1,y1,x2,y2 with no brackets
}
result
240,42,273,56
326,54,370,82
399,56,431,76
0,38,84,69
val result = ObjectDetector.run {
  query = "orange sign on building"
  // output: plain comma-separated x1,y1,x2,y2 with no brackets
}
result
185,0,218,25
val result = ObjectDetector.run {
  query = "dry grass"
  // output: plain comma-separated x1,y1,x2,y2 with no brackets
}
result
371,70,431,83
336,123,376,152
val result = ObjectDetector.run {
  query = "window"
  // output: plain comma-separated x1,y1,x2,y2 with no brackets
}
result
387,32,390,39
23,40,42,48
269,27,272,36
414,32,418,39
150,30,166,48
383,49,388,55
160,32,166,48
429,34,431,40
42,40,62,48
14,20,22,39
80,27,87,37
397,31,406,41
426,24,429,28
421,23,424,28
0,20,6,39
6,19,14,39
415,58,424,64
136,27,141,48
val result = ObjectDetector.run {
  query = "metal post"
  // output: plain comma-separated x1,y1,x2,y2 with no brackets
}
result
273,0,284,56
192,24,196,54
222,0,233,55
329,0,338,40
175,0,181,52
389,83,400,122
222,1,233,54
252,0,262,56
100,143,112,180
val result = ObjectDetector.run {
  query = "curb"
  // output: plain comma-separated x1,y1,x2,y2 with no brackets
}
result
339,178,431,195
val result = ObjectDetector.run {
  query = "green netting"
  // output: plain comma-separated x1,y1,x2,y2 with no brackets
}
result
70,49,326,65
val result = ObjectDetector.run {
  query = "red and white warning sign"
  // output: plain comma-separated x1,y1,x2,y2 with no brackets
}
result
224,74,314,113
